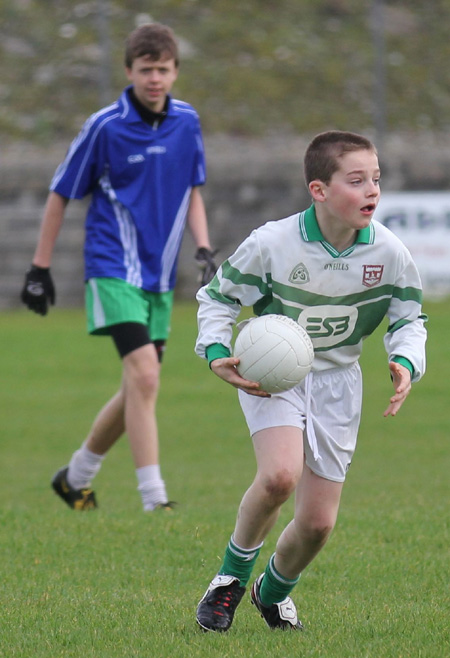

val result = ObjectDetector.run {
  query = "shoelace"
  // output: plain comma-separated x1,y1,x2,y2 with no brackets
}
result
212,587,239,614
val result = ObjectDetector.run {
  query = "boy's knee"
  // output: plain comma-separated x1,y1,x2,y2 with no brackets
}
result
262,469,298,503
123,348,160,397
300,517,335,546
125,363,160,397
136,370,160,395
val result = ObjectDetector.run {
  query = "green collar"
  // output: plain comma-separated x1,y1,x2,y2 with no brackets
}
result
299,205,374,256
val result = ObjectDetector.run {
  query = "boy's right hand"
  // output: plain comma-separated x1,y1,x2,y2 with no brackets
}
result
21,264,56,316
210,356,271,397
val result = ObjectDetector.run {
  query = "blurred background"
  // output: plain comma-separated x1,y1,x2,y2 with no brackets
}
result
1,0,450,305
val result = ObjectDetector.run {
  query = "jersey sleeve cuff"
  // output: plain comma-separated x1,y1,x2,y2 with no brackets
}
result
392,356,414,377
206,343,231,366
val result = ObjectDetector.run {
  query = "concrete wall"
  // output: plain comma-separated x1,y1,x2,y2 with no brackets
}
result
2,133,450,309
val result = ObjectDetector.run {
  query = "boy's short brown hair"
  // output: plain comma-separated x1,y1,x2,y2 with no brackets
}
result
304,131,377,185
124,23,179,68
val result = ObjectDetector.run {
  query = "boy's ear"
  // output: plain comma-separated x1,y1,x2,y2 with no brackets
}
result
308,180,327,202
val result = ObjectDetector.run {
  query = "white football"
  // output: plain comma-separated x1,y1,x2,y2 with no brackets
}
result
233,314,314,393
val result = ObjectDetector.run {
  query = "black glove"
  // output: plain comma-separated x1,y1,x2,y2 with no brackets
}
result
21,264,56,316
195,247,218,286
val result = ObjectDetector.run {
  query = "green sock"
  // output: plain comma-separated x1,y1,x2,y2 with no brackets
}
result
219,535,263,587
259,553,300,607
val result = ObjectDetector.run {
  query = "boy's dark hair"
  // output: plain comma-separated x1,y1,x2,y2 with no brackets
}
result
124,23,179,68
304,131,377,185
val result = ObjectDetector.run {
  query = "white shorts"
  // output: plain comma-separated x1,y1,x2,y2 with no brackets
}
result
238,363,363,482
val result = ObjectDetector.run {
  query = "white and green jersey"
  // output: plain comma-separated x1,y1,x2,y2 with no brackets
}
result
196,205,427,382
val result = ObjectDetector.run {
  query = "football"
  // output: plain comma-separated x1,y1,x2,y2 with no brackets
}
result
233,314,314,393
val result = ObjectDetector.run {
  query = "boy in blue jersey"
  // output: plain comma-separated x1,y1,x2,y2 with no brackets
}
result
194,131,427,632
21,23,217,512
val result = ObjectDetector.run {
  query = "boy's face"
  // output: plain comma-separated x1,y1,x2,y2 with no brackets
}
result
311,149,381,233
126,55,178,113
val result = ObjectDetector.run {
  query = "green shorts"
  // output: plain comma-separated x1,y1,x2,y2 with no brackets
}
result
85,278,174,340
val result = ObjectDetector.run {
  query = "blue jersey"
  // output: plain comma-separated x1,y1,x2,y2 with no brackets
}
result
51,87,206,292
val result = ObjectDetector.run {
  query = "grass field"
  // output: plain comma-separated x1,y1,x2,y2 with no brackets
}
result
1,301,448,658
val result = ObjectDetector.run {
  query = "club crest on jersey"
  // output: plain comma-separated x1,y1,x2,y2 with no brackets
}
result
289,263,310,285
362,264,384,288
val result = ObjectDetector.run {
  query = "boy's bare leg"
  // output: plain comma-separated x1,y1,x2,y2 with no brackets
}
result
231,427,343,578
120,343,168,508
70,343,166,508
233,426,304,548
274,467,344,579
84,343,161,464
120,343,161,467
85,390,125,454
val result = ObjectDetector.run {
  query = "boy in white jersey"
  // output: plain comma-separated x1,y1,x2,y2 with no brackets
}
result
20,24,217,512
195,131,427,632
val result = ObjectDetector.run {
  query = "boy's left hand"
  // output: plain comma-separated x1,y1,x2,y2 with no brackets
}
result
195,248,218,286
384,362,412,417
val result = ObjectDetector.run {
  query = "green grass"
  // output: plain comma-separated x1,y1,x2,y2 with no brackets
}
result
0,301,448,658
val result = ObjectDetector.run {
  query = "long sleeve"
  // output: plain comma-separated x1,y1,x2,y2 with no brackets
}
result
383,248,427,382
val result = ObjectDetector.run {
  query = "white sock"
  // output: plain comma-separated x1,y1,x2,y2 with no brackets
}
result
67,443,105,489
136,465,168,511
